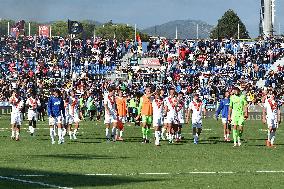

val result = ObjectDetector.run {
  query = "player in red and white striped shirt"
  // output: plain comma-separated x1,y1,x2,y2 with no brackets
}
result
9,91,24,141
262,91,281,147
26,93,41,136
187,93,206,144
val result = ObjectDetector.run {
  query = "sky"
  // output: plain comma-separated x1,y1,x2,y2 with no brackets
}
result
0,0,283,37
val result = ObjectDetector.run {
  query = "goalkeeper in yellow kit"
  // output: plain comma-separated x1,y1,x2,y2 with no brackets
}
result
228,87,248,147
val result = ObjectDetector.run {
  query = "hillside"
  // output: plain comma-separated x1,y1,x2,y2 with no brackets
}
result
142,19,214,39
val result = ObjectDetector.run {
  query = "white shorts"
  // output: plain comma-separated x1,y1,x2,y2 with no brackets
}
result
11,113,22,125
66,114,80,125
49,116,62,126
164,114,175,124
222,118,228,124
153,116,163,127
27,110,37,121
104,113,117,124
192,122,202,129
178,115,185,124
267,118,278,129
118,116,126,123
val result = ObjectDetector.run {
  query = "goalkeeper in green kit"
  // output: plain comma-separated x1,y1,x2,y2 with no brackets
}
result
228,87,248,147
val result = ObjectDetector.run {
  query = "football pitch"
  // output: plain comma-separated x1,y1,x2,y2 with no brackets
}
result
0,115,284,189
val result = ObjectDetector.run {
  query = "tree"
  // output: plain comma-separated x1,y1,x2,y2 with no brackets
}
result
0,19,149,41
95,22,149,42
51,21,68,37
210,9,250,39
0,19,15,36
24,21,39,36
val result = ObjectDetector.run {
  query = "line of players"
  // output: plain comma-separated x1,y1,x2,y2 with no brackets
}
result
9,89,80,144
104,86,206,146
216,88,281,147
8,86,281,147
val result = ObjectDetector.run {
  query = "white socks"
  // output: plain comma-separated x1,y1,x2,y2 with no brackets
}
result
193,133,198,141
62,128,66,137
53,126,57,136
155,131,160,145
112,128,117,140
106,128,110,139
58,128,63,141
15,131,19,139
166,132,169,140
29,126,35,134
73,129,77,135
162,128,166,136
120,130,123,137
11,130,15,137
270,131,276,145
50,128,54,141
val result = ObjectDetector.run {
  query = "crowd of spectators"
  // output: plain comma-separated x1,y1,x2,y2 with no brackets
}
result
128,37,284,105
0,35,284,115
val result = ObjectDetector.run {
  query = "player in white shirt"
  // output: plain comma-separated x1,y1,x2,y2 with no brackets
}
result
164,87,178,143
160,89,167,140
187,93,206,144
152,90,164,146
26,94,41,136
104,86,118,141
176,92,187,142
66,90,80,140
262,91,281,147
9,91,24,141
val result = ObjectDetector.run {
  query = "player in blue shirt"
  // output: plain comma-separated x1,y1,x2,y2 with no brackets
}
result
216,91,231,141
48,89,65,144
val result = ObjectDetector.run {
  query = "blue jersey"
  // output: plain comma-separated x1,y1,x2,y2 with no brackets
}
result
47,95,65,117
216,98,230,119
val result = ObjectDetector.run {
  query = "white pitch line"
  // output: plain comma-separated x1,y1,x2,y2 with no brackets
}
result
85,173,120,176
256,170,284,173
139,172,170,175
14,170,284,178
218,171,234,174
188,171,216,174
17,174,46,177
0,175,73,189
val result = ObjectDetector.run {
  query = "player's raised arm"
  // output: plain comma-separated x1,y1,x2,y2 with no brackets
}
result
104,95,110,115
262,102,267,124
47,96,52,117
61,97,65,118
243,98,248,120
228,104,232,122
136,97,143,120
216,100,223,120
277,105,281,125
202,102,206,118
186,103,192,123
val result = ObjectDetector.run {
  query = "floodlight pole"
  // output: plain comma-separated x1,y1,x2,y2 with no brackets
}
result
134,24,137,43
7,22,10,36
238,23,240,40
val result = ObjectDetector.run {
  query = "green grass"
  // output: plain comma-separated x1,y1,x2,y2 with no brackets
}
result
0,115,284,188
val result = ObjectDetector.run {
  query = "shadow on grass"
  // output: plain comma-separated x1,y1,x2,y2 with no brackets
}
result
0,167,163,188
34,153,131,160
247,138,266,141
248,143,284,147
72,140,102,144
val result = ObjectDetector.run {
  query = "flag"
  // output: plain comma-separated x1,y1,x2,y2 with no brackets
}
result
10,27,19,38
68,20,83,34
10,20,25,38
14,20,25,30
136,34,142,46
39,25,50,37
